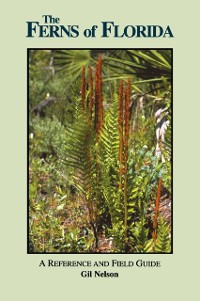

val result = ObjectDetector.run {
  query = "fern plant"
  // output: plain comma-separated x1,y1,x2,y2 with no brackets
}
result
98,80,132,251
63,99,96,210
154,217,171,252
99,92,123,227
59,60,171,253
29,50,172,253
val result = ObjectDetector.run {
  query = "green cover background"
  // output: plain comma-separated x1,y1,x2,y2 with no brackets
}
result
1,1,199,300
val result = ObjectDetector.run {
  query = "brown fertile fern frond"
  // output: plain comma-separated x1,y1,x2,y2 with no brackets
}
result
89,67,94,123
95,54,103,137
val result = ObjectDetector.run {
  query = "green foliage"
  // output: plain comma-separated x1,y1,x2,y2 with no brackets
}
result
109,222,125,252
29,158,95,253
29,49,172,253
100,96,119,166
99,93,123,225
53,50,91,78
29,50,81,126
30,116,67,159
154,217,171,253
129,220,150,253
62,100,96,194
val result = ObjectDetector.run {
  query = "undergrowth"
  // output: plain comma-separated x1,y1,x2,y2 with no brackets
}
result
29,51,172,253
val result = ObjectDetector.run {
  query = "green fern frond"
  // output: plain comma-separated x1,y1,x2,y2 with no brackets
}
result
154,217,171,253
63,103,96,194
131,221,149,252
99,93,119,166
144,238,154,253
97,92,125,227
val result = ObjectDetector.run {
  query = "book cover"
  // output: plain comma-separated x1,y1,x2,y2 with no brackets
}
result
1,1,199,300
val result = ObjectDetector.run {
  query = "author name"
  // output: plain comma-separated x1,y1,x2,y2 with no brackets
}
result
81,271,119,278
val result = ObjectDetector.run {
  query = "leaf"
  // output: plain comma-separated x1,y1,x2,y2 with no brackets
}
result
60,195,68,201
56,203,65,211
144,238,154,252
128,208,135,214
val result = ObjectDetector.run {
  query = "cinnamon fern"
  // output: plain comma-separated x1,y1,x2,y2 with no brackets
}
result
154,217,171,253
99,92,122,226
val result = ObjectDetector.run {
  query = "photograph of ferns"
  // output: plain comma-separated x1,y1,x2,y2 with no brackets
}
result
28,49,172,253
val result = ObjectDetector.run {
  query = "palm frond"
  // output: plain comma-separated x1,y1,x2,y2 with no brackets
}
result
53,50,91,78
